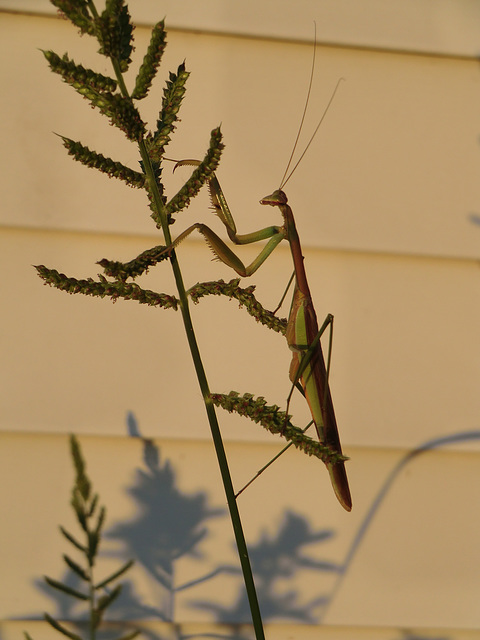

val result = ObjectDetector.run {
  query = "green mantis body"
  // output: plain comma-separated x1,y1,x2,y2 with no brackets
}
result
168,168,352,511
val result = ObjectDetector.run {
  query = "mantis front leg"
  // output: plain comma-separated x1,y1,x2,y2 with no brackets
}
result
166,220,285,277
165,162,287,276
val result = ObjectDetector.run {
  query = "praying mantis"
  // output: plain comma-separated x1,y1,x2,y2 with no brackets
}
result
164,59,352,511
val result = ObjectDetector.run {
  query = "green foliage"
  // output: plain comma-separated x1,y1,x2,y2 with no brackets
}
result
24,436,138,640
37,0,322,470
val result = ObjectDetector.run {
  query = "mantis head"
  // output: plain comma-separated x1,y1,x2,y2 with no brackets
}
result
259,189,288,207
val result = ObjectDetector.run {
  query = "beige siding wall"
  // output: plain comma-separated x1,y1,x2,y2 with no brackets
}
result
1,5,479,640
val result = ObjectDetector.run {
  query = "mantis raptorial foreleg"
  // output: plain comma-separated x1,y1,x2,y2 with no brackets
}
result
163,219,284,277
164,160,286,277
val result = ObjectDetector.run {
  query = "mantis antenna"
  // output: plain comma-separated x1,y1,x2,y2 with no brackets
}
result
279,23,345,191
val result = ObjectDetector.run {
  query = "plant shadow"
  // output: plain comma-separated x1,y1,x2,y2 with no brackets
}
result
109,413,340,626
31,416,480,639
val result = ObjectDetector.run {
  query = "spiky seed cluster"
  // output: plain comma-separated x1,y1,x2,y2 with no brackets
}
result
51,0,134,71
60,136,146,187
188,279,287,335
210,392,348,464
44,50,146,141
166,128,224,215
97,93,146,141
97,245,169,280
147,63,190,161
42,51,117,93
36,266,178,310
96,0,134,72
132,21,167,100
51,0,95,36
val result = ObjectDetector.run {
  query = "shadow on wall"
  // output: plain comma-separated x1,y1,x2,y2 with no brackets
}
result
109,413,340,626
467,212,480,225
106,415,225,622
188,510,339,624
30,412,480,640
30,411,342,639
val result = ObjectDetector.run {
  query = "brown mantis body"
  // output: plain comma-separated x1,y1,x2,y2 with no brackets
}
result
261,189,351,511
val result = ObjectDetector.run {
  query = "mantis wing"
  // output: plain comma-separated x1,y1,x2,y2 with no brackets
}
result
287,287,352,512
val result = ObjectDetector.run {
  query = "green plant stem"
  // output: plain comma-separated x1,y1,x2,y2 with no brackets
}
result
138,144,265,640
107,34,265,640
88,564,95,640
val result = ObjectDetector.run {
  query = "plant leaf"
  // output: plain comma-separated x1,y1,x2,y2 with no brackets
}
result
95,560,134,589
44,576,88,601
93,505,106,539
97,584,122,613
59,526,86,553
44,614,83,640
42,50,117,93
63,554,89,581
115,631,141,640
87,493,99,518
97,245,169,281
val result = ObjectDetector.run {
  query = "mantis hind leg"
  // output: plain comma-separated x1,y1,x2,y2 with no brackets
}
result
272,271,295,315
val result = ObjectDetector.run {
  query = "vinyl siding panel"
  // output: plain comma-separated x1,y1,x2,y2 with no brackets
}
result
1,6,479,640
3,0,480,57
